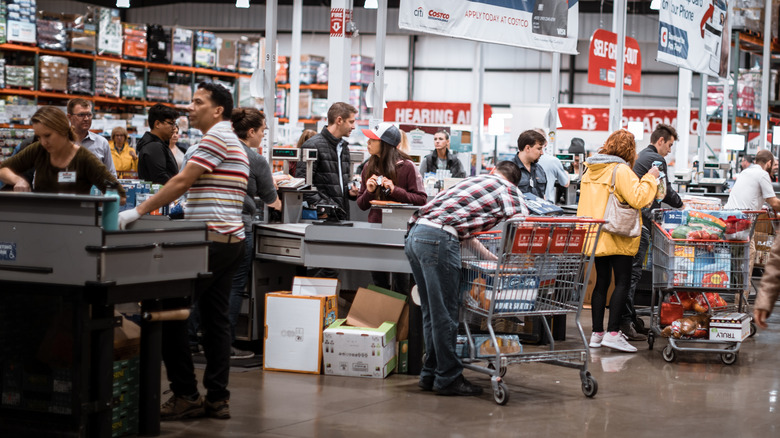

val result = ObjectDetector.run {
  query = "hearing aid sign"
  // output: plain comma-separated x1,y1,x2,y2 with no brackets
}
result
657,0,730,78
398,0,579,55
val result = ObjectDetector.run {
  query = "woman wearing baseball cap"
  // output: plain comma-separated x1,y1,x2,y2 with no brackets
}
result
357,122,427,292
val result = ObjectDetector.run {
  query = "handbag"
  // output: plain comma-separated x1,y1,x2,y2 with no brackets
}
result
602,164,641,238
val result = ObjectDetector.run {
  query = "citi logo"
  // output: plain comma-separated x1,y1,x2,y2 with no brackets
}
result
414,7,424,17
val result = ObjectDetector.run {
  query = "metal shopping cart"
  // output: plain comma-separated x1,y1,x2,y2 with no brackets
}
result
459,216,605,405
648,210,761,364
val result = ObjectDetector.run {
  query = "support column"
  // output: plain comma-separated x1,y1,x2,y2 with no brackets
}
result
676,68,693,170
371,0,387,121
549,52,561,152
327,0,353,107
263,0,277,162
289,0,303,126
472,43,485,175
760,0,772,151
608,0,627,132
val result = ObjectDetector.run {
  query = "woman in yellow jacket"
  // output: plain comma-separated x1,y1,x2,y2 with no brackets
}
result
577,130,659,353
109,126,137,178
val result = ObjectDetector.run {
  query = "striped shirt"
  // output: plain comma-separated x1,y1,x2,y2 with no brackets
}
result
409,174,528,240
185,121,249,239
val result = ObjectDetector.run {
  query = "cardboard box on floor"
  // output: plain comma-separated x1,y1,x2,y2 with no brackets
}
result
323,287,408,378
264,277,339,374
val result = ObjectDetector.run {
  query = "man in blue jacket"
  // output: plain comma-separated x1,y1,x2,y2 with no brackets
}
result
624,124,684,340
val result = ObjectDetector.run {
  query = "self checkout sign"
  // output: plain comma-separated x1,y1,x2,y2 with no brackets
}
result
331,8,344,37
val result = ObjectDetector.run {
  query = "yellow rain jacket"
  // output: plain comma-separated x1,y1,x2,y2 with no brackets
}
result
577,155,658,257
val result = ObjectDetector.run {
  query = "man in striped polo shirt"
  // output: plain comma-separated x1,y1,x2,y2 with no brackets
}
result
119,82,249,421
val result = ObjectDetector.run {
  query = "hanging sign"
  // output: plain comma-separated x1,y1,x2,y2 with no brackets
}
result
657,0,730,78
398,0,579,55
385,101,493,126
557,106,702,135
588,29,642,93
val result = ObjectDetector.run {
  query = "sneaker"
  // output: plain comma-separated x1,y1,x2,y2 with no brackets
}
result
436,375,483,396
600,331,638,353
589,332,604,348
160,392,205,421
205,398,231,420
418,375,434,391
620,322,648,342
230,347,255,360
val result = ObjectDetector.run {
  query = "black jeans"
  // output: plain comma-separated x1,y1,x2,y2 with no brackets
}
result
591,255,633,333
624,225,651,325
162,240,244,403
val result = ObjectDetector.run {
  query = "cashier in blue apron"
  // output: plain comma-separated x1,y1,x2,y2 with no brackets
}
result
511,130,547,198
0,106,125,202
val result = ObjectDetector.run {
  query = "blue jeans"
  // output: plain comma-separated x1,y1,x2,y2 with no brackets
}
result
405,223,462,390
228,228,254,342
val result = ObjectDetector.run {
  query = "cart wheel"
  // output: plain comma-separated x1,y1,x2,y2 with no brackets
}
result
721,352,738,365
648,333,654,350
750,322,757,338
493,382,510,405
582,374,598,398
662,345,676,363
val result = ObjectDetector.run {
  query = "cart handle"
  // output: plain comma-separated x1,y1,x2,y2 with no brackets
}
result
516,216,606,224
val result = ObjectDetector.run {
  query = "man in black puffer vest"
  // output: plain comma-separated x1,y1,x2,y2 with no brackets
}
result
295,102,359,220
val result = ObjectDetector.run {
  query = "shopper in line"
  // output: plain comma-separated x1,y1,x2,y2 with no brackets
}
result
577,129,659,353
0,106,125,201
772,156,779,183
511,129,547,198
406,161,528,396
109,126,137,178
755,232,780,328
623,124,683,340
228,107,282,358
137,103,180,184
357,122,427,293
67,98,116,177
741,154,754,171
295,102,358,220
118,82,249,421
533,128,569,202
419,130,467,178
288,129,317,176
169,126,185,170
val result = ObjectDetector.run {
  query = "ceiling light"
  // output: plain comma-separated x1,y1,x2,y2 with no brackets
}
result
116,0,130,8
236,0,250,8
650,0,661,10
364,0,378,9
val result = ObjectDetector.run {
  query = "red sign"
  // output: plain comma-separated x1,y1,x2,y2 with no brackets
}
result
384,101,492,126
588,29,642,93
511,228,549,254
330,8,344,37
557,107,701,135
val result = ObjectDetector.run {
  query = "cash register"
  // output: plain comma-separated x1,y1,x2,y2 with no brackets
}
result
271,147,318,223
556,153,581,205
691,162,729,193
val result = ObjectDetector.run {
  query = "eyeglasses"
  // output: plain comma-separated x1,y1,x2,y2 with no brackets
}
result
164,120,176,126
70,112,93,119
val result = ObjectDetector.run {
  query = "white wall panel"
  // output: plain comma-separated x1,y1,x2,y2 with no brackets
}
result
413,70,474,103
414,36,477,69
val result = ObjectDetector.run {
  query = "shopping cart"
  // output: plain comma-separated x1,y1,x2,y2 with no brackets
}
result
648,210,761,364
459,216,605,405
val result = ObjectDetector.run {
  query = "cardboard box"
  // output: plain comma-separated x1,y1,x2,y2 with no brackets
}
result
322,320,397,378
263,292,337,374
113,312,141,361
355,286,408,341
709,312,750,342
292,276,339,296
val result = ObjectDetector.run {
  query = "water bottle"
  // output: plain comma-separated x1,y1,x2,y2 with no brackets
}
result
102,181,120,231
652,160,666,203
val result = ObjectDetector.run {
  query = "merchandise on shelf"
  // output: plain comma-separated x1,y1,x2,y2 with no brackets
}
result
0,2,7,44
120,67,144,99
275,88,286,117
171,27,193,66
65,13,96,53
97,7,122,56
195,30,216,69
38,55,68,92
350,55,374,85
68,66,92,95
316,62,328,84
275,55,288,83
237,40,258,74
122,23,146,60
146,24,170,64
0,127,34,164
237,76,254,108
299,55,325,85
0,58,5,88
5,64,34,88
95,59,121,97
170,84,192,104
349,86,365,118
36,11,67,51
6,0,36,44
216,37,237,71
311,98,328,118
732,0,779,39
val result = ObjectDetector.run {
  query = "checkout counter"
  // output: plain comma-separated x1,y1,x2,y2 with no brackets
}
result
0,193,210,437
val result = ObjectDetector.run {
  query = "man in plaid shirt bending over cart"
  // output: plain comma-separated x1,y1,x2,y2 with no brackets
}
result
405,161,529,396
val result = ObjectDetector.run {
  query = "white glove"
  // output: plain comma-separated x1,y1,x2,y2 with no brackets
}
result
118,208,141,230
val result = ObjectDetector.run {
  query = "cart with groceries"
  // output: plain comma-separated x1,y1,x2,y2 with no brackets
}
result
648,207,762,364
459,217,605,405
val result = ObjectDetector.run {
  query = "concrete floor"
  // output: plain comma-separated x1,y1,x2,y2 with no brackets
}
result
159,309,780,437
